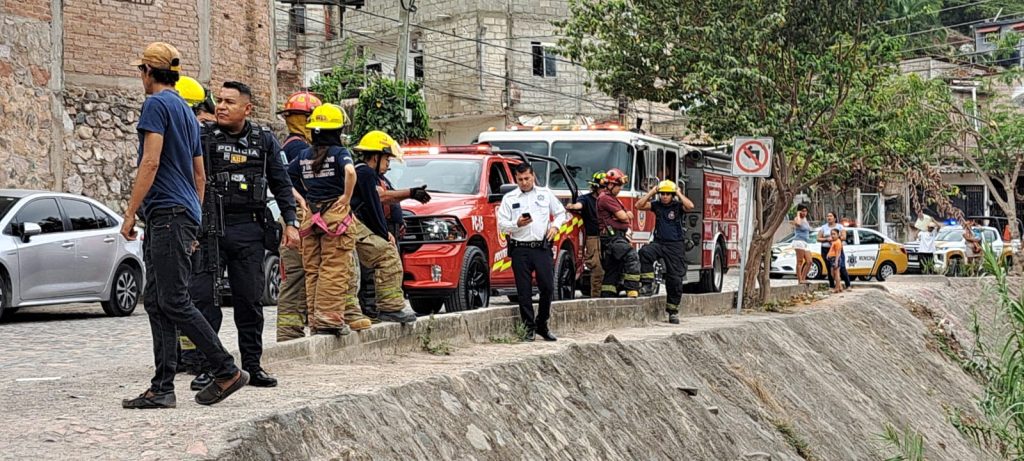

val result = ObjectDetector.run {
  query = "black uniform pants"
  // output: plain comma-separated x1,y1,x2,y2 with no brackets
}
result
510,243,554,332
142,208,238,393
185,220,267,372
358,263,378,318
639,240,687,309
600,234,641,296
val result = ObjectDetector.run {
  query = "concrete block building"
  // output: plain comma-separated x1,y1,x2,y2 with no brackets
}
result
0,0,276,212
276,0,685,144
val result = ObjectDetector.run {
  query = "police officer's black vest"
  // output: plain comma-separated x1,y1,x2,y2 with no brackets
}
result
201,122,271,212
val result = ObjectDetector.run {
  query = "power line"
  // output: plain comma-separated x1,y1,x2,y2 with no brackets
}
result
889,10,1024,39
281,9,621,112
879,0,995,25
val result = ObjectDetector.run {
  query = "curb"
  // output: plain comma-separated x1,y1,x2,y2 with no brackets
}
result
259,283,820,368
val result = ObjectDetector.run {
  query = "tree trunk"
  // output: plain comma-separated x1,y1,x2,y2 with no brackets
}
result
1005,206,1023,275
741,180,794,308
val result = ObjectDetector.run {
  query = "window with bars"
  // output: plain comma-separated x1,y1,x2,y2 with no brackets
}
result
291,5,307,35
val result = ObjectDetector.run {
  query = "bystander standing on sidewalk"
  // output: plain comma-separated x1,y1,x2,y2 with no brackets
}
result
120,42,247,409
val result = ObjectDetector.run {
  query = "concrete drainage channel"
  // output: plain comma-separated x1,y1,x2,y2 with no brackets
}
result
217,280,990,460
259,285,818,368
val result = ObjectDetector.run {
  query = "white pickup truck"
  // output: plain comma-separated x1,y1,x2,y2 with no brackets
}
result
905,225,1019,274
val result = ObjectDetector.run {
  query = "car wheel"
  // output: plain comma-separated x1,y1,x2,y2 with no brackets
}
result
808,260,824,280
947,257,963,277
445,246,490,312
410,298,444,316
102,264,141,317
554,249,576,301
856,275,871,282
0,275,10,322
876,262,896,282
261,254,281,306
698,244,725,293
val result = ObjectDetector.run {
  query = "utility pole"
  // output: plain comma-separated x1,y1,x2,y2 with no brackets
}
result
396,0,412,82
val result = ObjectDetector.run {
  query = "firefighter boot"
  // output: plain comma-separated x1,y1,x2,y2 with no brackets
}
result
667,303,680,324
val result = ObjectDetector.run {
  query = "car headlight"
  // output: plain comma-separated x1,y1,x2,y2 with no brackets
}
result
423,217,466,241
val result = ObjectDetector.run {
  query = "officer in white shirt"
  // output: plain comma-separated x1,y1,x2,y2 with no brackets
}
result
497,163,567,341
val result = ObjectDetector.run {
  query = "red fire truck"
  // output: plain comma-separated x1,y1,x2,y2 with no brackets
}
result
477,125,740,293
386,145,585,315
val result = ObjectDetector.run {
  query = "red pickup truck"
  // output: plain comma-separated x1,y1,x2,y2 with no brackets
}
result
386,145,584,315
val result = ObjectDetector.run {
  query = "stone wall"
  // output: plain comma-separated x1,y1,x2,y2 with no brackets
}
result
62,86,143,212
211,0,275,119
0,4,58,190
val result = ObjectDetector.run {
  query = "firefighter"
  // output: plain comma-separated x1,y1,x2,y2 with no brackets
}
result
175,75,215,123
274,91,322,342
638,180,695,324
357,152,431,320
187,81,300,391
350,131,420,324
287,104,369,334
597,168,641,298
565,172,605,298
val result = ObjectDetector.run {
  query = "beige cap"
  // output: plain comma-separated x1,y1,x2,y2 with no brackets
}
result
130,42,181,71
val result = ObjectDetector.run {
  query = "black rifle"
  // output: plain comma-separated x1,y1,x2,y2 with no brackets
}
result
201,129,227,308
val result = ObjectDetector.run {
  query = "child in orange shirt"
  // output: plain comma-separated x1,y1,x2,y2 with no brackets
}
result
827,229,844,293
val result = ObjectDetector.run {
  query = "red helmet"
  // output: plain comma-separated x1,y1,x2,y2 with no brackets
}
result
604,168,628,186
278,91,322,115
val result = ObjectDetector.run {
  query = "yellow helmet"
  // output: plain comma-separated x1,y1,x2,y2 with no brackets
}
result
657,180,677,193
306,104,348,130
352,130,404,163
175,76,206,107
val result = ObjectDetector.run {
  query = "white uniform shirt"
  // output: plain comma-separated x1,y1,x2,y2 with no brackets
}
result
498,185,567,242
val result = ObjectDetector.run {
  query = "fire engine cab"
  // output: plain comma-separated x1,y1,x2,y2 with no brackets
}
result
386,145,585,315
477,125,740,293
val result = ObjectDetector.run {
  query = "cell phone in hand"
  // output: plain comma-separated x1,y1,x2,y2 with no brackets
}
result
521,212,532,219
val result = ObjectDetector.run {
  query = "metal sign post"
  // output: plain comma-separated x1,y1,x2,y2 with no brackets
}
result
732,137,773,314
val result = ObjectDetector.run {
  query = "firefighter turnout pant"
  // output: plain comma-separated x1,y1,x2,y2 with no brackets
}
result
351,218,405,314
186,219,267,372
276,240,307,342
300,203,367,332
600,234,641,297
639,240,687,312
584,236,604,298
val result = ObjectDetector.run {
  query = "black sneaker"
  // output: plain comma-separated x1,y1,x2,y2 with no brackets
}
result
247,368,278,388
122,390,176,409
668,313,680,324
190,372,213,391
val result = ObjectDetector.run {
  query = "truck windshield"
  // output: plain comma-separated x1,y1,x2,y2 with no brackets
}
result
936,229,964,242
484,141,550,186
386,159,482,195
550,141,631,190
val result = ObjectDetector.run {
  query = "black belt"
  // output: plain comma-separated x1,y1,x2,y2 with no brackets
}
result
224,212,260,225
510,239,548,249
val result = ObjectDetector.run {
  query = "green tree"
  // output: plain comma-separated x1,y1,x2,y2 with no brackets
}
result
351,78,431,145
558,0,950,305
308,45,366,105
947,78,1024,271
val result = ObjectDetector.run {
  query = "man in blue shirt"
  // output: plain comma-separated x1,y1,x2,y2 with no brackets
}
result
120,43,248,410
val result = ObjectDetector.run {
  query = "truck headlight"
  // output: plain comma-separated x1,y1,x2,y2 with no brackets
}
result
423,217,466,241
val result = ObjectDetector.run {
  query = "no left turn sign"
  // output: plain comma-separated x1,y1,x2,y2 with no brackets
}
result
731,137,773,177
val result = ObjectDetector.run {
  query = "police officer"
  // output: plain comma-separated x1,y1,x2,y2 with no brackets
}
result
597,168,641,298
350,131,421,324
498,163,566,341
189,81,300,390
565,172,605,298
638,180,695,324
274,91,322,342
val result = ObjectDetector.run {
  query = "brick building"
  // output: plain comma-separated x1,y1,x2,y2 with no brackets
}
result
276,0,686,144
0,0,276,212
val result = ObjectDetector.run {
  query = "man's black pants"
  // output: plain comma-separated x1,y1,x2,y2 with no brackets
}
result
187,219,267,372
639,240,687,309
600,234,641,296
142,207,238,393
510,243,554,333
